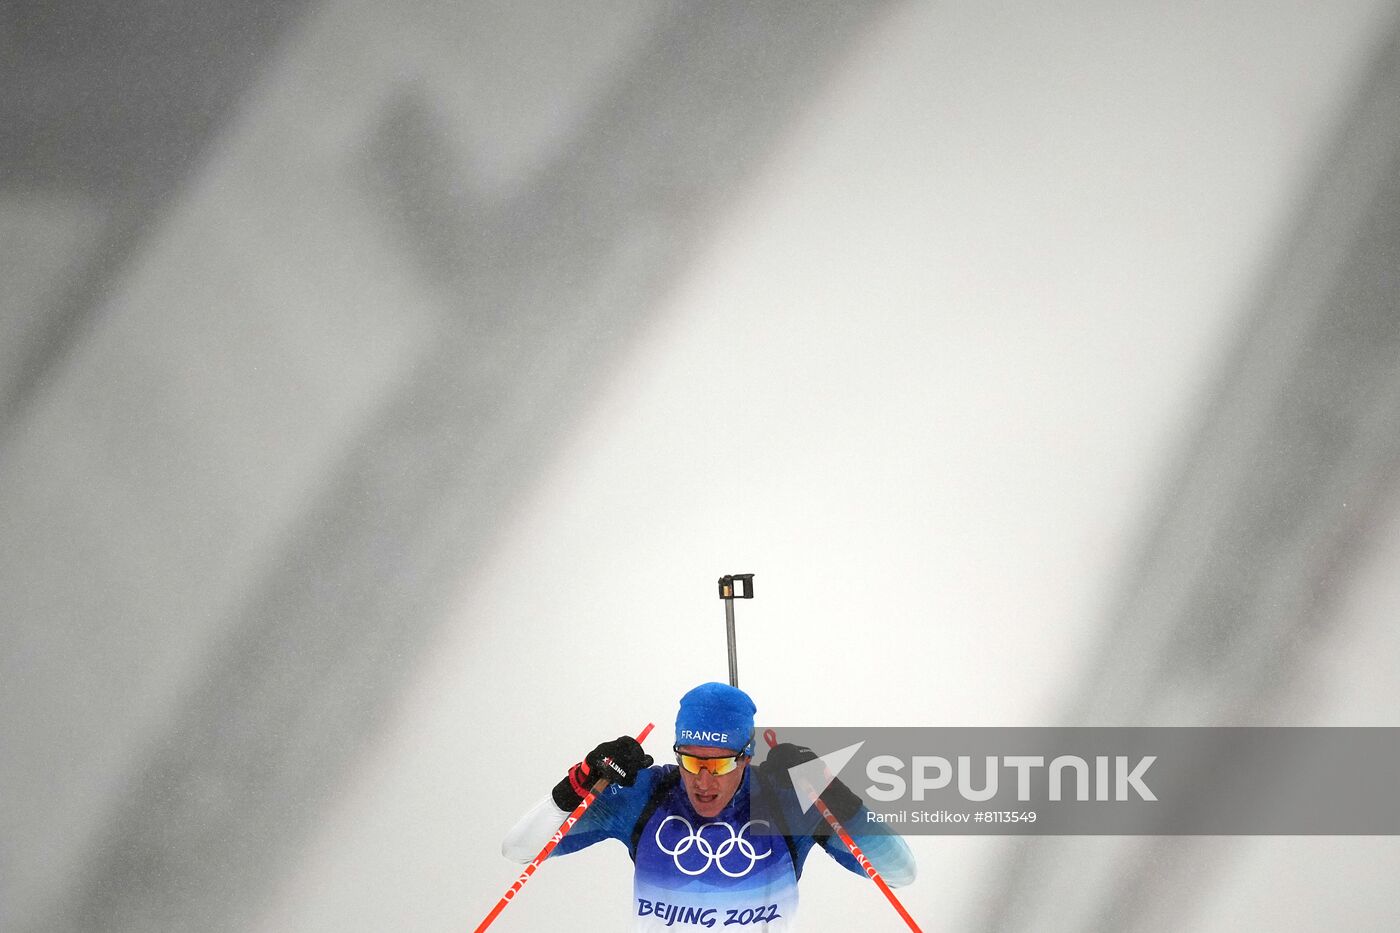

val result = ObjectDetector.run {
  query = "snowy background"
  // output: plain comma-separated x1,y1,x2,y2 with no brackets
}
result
3,2,1399,931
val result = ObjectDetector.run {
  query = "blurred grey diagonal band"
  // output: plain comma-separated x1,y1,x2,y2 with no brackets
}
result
38,3,902,932
0,0,317,439
979,16,1400,933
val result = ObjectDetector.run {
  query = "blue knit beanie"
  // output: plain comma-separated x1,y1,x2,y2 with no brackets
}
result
675,682,757,753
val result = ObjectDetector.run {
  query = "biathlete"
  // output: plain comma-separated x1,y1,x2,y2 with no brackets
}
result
501,682,915,930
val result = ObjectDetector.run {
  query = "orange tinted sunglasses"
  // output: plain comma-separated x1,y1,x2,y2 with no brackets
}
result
673,746,749,776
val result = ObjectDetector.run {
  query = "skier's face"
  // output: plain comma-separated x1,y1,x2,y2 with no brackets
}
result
677,744,749,818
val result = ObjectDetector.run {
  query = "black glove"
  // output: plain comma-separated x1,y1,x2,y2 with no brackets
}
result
552,736,654,810
764,742,864,824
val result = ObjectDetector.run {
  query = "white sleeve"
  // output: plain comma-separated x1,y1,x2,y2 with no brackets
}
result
849,827,918,887
500,794,570,863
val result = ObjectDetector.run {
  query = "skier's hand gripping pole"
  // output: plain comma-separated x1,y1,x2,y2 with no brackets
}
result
763,728,923,932
472,722,655,933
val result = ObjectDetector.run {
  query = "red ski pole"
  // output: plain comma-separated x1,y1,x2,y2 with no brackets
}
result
763,729,923,932
473,722,655,933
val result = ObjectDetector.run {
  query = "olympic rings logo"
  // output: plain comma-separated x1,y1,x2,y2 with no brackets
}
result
654,816,773,877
